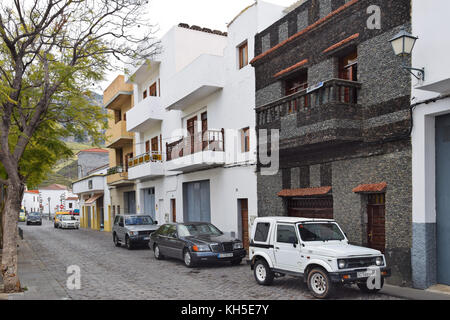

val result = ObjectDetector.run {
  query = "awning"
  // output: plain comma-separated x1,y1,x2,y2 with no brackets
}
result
85,193,103,204
278,186,332,197
352,182,387,193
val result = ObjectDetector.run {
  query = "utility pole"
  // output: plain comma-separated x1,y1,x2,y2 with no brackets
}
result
48,197,51,221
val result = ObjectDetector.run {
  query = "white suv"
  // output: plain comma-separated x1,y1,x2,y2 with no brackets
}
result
249,217,391,298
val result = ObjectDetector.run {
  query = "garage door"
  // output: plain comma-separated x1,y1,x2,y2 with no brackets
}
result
183,180,211,223
436,114,450,285
287,197,333,219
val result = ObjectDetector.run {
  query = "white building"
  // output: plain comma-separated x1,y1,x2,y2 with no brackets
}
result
124,2,285,247
22,190,40,213
38,184,72,216
72,165,111,231
411,0,450,288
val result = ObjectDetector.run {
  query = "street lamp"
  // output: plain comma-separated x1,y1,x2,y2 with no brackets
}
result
389,28,425,81
48,197,51,221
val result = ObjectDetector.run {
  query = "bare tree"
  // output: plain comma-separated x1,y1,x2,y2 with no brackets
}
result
0,0,159,292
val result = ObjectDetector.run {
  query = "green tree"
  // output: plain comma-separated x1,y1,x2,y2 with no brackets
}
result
0,0,158,292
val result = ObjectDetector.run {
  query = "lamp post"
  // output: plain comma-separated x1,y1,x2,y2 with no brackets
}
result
48,197,51,221
389,28,425,81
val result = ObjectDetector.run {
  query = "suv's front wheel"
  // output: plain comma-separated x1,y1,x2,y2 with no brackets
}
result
253,259,274,285
307,268,334,299
113,233,121,247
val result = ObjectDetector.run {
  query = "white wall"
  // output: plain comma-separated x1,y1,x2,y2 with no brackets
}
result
22,192,40,213
411,0,450,224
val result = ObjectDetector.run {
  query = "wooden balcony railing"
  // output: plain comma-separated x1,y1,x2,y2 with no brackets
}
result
128,151,163,169
256,78,361,126
166,129,225,161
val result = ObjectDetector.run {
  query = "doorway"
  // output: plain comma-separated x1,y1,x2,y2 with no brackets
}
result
143,188,156,219
367,194,386,253
238,199,249,251
436,114,450,285
171,199,176,222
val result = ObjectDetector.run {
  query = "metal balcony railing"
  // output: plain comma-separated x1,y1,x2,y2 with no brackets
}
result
166,129,225,161
128,151,163,169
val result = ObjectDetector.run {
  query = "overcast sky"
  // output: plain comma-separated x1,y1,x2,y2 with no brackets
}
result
96,0,296,93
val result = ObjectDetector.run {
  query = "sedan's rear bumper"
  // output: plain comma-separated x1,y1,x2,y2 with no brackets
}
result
191,249,247,263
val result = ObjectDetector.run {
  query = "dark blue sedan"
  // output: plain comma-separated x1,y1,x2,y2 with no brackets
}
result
150,222,246,267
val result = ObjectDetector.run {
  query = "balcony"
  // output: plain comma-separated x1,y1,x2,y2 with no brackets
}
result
165,129,225,172
126,97,164,132
103,75,134,110
163,54,225,111
106,166,133,187
106,120,134,149
127,151,164,181
255,78,362,150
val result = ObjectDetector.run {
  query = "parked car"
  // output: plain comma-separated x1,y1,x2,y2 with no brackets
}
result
26,212,42,225
150,222,246,268
19,210,26,222
249,217,391,299
112,214,159,250
53,211,71,228
58,214,80,229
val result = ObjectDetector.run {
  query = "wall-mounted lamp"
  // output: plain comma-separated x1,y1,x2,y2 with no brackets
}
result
389,29,425,81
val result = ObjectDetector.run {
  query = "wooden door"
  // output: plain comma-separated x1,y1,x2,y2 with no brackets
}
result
187,116,197,154
339,51,358,103
367,194,386,253
240,199,249,251
145,140,150,153
285,71,308,112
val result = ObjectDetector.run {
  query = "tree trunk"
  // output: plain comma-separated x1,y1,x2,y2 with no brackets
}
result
1,182,24,293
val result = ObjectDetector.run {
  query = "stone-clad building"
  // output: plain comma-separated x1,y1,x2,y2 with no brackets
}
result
252,0,412,286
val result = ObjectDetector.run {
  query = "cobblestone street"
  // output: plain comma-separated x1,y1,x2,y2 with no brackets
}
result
13,220,402,300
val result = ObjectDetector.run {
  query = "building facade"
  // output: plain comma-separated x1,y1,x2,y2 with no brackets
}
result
252,0,412,286
72,165,111,231
77,148,109,179
22,190,40,213
124,1,285,247
411,0,450,289
104,75,137,219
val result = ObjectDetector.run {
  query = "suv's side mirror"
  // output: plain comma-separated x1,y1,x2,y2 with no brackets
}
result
289,236,298,248
154,220,158,225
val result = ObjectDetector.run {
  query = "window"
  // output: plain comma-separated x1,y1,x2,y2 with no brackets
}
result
117,205,120,214
241,127,250,152
254,222,270,242
88,180,93,190
123,113,126,121
149,82,157,97
276,224,298,243
238,41,248,69
143,90,147,99
201,112,208,149
145,140,150,153
114,110,121,124
151,136,159,153
114,215,119,225
69,203,73,209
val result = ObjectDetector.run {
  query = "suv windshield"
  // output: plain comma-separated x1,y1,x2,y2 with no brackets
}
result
125,215,154,225
29,212,40,216
298,223,345,242
178,223,223,237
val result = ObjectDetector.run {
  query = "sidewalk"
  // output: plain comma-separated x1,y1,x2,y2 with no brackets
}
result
1,239,70,300
380,284,450,300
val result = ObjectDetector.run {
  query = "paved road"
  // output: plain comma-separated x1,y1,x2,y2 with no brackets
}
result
18,220,400,300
